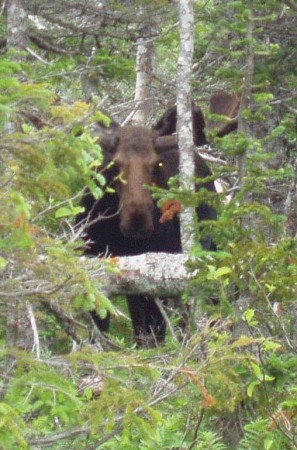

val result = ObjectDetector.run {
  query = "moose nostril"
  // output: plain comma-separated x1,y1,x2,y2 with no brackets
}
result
131,213,146,227
120,212,154,238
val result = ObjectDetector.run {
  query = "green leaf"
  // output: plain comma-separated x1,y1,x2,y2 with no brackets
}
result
0,257,7,270
261,341,282,352
84,387,93,400
55,206,84,218
250,362,262,380
243,309,255,324
247,380,259,397
213,266,232,278
21,123,34,134
264,438,274,450
55,207,74,218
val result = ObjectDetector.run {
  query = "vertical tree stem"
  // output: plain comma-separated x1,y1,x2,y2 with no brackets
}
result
176,0,195,253
133,32,155,126
237,1,254,182
6,0,28,50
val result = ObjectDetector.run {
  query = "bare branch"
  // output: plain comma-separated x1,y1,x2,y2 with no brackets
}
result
0,253,196,302
27,302,41,358
25,46,51,64
40,298,85,346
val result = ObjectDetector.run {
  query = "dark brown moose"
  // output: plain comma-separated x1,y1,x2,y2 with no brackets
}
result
76,92,239,346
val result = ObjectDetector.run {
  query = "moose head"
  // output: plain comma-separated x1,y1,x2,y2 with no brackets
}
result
97,92,239,240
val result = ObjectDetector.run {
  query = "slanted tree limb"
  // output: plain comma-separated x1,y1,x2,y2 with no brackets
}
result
0,253,195,300
1,252,197,347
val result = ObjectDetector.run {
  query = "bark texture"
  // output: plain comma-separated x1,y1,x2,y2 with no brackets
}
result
237,1,254,182
101,252,193,298
132,29,155,125
176,0,195,252
6,0,28,50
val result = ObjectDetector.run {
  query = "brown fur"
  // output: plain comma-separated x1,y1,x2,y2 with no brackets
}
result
78,93,238,346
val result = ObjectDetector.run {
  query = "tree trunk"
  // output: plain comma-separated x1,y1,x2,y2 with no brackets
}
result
132,25,155,126
233,0,255,339
237,1,254,182
6,0,28,50
176,0,195,252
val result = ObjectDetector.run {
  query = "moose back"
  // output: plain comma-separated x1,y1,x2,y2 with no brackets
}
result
76,92,239,346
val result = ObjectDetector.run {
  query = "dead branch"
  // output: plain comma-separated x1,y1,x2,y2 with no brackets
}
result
101,252,197,298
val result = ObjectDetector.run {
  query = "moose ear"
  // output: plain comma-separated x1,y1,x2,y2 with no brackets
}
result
153,103,207,146
99,134,119,157
191,104,207,145
206,91,240,137
153,105,178,137
93,114,120,158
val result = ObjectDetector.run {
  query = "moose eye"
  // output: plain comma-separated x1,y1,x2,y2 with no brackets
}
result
151,160,165,181
153,161,164,172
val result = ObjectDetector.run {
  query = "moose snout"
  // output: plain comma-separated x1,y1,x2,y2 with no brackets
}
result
120,202,154,239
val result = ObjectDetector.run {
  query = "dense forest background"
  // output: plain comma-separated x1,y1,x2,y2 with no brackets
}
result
0,0,297,448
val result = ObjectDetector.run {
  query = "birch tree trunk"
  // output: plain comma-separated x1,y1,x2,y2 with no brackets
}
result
6,0,28,50
132,25,155,126
233,1,255,346
176,0,195,252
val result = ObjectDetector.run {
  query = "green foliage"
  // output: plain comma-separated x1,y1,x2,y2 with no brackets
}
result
0,55,117,344
0,0,296,448
239,418,290,450
0,82,105,221
5,360,83,430
0,58,105,209
0,402,28,449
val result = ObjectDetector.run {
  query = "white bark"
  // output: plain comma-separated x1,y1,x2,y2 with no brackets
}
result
0,253,196,301
132,26,155,125
1,253,197,347
6,0,29,50
100,252,196,297
176,0,195,252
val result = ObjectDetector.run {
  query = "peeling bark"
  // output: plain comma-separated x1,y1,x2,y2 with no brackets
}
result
101,252,195,298
0,253,195,302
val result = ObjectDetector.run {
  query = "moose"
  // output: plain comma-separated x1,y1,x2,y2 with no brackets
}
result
76,91,239,346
